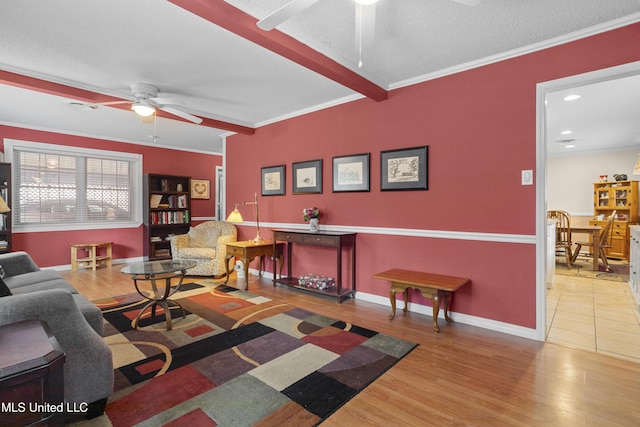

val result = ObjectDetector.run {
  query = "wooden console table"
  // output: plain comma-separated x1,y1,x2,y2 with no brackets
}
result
272,229,357,303
373,269,470,333
0,320,65,426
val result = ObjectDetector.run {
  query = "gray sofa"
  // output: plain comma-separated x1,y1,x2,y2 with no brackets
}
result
0,251,113,419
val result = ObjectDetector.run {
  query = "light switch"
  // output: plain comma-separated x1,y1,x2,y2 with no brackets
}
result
522,170,533,185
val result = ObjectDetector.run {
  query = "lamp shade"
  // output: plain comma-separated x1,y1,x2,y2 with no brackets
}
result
0,195,10,214
226,207,244,223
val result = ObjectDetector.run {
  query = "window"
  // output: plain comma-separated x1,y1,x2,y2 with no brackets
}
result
5,140,142,231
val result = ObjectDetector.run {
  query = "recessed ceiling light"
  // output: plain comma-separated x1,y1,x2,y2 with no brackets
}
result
561,130,573,135
563,94,581,101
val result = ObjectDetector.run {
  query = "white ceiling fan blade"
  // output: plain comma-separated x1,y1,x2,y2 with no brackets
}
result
257,0,321,31
150,97,183,106
159,105,203,124
449,0,483,6
94,100,132,106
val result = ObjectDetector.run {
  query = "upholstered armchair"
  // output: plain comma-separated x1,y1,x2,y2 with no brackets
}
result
170,221,237,277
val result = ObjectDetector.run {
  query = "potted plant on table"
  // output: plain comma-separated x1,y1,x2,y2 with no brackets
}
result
303,207,320,232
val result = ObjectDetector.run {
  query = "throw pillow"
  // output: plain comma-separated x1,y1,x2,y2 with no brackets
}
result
0,277,11,297
188,227,209,248
205,229,221,248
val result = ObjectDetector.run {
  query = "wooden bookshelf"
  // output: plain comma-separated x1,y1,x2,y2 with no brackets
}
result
143,174,191,260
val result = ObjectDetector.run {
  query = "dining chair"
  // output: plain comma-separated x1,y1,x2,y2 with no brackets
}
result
547,210,573,269
571,210,617,271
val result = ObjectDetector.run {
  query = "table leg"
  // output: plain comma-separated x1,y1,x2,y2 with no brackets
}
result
402,288,409,313
132,276,185,331
224,255,233,284
389,286,397,320
432,293,441,333
90,246,97,271
592,229,599,271
442,290,453,323
243,257,250,287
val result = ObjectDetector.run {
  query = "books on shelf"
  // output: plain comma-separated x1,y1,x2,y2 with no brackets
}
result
150,210,190,225
150,194,163,209
154,249,170,258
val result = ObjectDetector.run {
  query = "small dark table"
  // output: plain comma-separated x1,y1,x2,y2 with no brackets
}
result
121,260,197,330
0,320,65,426
272,229,357,303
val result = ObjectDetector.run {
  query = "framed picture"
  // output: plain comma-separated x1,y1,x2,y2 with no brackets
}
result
380,146,428,191
262,165,285,196
191,179,210,199
293,159,323,194
332,153,370,192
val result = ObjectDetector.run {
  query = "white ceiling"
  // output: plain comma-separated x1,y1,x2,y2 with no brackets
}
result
0,0,639,154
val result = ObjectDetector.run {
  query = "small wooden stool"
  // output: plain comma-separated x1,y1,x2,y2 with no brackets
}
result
71,242,113,271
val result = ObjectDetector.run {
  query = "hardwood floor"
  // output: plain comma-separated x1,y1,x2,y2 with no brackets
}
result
63,265,640,426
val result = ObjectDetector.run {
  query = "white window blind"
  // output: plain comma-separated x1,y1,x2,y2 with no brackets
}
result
5,140,142,231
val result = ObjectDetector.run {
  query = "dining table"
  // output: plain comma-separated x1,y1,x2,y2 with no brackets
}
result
565,224,602,270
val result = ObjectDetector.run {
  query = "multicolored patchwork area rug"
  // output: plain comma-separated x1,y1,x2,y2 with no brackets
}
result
93,282,417,426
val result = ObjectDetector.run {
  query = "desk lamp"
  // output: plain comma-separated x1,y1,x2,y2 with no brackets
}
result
226,192,265,244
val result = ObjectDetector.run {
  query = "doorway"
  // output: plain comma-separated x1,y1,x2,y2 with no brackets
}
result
537,61,640,356
215,166,224,220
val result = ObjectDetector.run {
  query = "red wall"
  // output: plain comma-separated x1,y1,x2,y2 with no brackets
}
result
0,125,221,266
226,23,640,329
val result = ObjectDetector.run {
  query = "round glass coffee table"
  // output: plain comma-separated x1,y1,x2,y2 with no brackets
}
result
120,260,197,331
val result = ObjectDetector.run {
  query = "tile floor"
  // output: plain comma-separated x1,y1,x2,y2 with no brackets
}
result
547,269,640,362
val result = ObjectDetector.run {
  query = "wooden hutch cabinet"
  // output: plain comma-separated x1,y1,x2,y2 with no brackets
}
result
143,174,191,260
590,180,638,260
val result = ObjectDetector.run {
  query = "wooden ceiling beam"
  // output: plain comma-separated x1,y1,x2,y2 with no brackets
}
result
168,0,388,102
0,69,255,135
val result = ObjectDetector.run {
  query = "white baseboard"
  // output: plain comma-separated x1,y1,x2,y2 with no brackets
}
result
44,256,145,271
251,268,538,340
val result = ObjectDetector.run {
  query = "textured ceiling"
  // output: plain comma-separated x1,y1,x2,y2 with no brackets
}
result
0,0,639,153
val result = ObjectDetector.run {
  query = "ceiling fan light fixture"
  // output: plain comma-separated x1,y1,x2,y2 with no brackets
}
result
563,94,581,101
354,0,378,5
132,100,156,117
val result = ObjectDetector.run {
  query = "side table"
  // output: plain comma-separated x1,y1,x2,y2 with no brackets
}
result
0,320,65,426
71,241,113,271
224,240,284,287
120,260,197,331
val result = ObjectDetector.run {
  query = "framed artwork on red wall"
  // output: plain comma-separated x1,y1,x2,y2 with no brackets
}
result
262,165,285,196
380,146,428,191
332,153,370,192
191,179,210,199
293,159,322,194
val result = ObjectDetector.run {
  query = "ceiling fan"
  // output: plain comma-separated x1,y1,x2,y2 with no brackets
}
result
256,0,483,32
94,83,203,124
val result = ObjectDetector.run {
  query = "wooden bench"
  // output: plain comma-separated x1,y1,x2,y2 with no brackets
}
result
71,242,112,271
373,268,470,333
